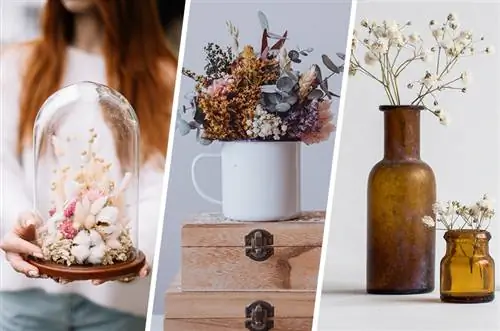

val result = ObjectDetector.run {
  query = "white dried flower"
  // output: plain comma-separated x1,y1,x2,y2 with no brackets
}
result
432,28,444,39
460,71,471,85
421,73,439,88
435,109,449,125
447,13,458,22
422,216,436,228
364,52,378,66
370,38,389,54
408,33,420,43
485,46,495,54
248,105,287,140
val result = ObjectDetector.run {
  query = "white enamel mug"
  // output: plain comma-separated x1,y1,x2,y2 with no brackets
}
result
191,141,301,221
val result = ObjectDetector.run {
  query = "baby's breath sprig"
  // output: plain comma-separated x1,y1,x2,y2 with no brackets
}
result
422,194,495,231
350,14,493,126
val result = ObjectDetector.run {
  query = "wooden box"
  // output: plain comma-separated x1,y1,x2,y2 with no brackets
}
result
181,211,325,291
164,280,315,331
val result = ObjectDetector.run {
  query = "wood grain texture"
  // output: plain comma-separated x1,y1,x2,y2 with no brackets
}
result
164,318,312,331
182,211,325,247
182,246,321,290
165,284,315,318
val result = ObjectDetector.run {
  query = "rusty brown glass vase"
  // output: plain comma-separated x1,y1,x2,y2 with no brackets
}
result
367,105,436,294
440,230,495,303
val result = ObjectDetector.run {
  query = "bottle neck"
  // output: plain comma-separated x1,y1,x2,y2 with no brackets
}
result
383,108,421,161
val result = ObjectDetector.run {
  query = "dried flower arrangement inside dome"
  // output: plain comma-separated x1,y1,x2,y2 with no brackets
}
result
349,13,494,125
37,129,135,267
176,11,344,145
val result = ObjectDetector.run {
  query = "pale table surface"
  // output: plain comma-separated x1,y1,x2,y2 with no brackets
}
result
317,285,500,331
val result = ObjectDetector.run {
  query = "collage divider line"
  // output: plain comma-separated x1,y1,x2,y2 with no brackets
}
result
310,0,358,330
144,0,193,329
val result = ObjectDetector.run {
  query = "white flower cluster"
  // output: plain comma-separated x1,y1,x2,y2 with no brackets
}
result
246,105,287,140
422,194,495,231
350,14,493,126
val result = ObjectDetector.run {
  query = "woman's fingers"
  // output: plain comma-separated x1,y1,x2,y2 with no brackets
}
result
0,233,43,257
5,252,40,277
139,264,150,278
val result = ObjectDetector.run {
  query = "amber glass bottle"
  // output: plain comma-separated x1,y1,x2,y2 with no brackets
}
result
440,230,495,303
367,105,436,294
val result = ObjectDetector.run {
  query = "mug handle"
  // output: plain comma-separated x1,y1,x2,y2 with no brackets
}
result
191,153,222,205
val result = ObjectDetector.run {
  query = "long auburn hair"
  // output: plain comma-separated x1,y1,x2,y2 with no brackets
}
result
18,0,177,165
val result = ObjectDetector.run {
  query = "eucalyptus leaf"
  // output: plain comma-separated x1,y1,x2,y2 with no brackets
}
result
284,94,298,105
320,79,329,93
322,54,340,73
176,119,191,136
258,11,269,30
275,103,291,112
305,47,314,52
313,64,323,82
291,58,302,64
263,93,279,105
336,52,346,60
276,76,295,93
300,51,309,56
288,50,300,61
261,85,278,93
308,89,324,100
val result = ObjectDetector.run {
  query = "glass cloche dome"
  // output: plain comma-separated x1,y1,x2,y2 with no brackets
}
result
30,81,144,281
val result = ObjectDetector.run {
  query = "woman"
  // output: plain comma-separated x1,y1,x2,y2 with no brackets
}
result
0,0,176,330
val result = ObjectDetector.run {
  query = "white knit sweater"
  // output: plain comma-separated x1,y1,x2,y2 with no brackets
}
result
0,45,165,317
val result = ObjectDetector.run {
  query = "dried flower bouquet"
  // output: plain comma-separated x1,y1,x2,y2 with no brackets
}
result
350,13,493,125
177,11,344,145
38,129,135,266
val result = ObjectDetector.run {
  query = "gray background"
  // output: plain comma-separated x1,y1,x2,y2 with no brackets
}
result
153,0,353,315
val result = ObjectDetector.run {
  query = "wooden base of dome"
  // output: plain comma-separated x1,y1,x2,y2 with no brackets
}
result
27,251,146,281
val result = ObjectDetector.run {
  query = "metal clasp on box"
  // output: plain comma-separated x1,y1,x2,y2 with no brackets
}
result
245,300,275,331
245,229,274,262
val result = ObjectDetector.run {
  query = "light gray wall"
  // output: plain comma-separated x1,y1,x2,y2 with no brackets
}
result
153,0,353,314
323,0,500,290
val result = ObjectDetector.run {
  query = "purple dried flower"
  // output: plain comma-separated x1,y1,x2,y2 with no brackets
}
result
284,100,321,139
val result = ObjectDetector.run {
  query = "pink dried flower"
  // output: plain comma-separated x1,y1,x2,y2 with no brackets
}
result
86,189,104,202
58,220,78,239
205,75,234,96
301,100,335,145
64,200,77,218
302,122,335,145
49,207,56,217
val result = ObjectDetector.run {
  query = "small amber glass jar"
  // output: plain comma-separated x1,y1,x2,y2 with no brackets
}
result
440,230,495,303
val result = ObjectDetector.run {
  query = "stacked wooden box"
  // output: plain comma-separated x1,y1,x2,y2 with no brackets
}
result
164,211,325,331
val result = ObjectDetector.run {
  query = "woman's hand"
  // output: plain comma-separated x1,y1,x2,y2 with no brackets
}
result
91,262,150,286
0,212,43,278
